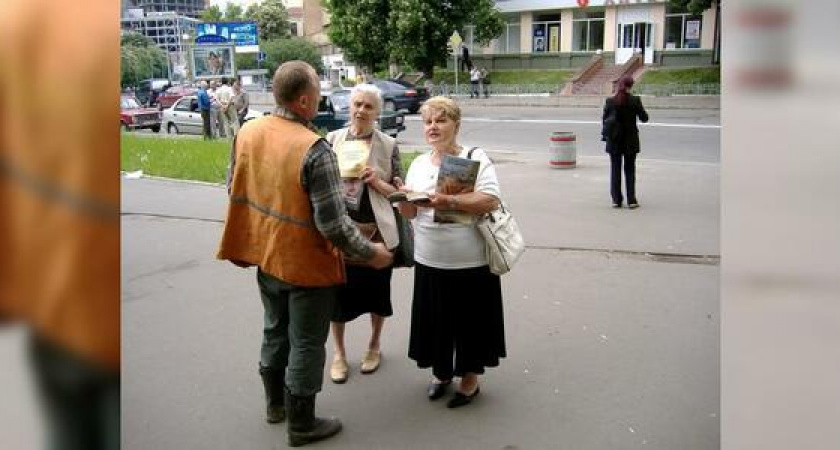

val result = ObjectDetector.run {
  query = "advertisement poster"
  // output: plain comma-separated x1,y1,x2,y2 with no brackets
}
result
549,25,560,52
196,21,259,52
533,26,546,52
686,20,701,40
191,45,236,79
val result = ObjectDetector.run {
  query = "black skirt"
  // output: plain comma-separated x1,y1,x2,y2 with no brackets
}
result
332,264,394,323
408,263,506,378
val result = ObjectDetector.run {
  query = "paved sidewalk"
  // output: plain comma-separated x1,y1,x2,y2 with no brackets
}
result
122,150,719,449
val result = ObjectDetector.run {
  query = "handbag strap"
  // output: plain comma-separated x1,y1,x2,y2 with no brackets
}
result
465,147,507,215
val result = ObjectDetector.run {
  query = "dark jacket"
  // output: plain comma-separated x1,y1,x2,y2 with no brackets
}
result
602,94,649,154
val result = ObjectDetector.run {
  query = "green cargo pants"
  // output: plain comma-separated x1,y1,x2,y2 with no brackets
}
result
257,269,336,397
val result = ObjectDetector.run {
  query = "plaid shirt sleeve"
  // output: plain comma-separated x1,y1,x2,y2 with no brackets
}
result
301,139,375,261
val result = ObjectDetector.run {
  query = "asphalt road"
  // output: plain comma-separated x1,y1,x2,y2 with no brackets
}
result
143,105,720,164
398,106,721,164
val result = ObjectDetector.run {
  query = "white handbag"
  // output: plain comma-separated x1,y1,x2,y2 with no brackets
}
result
476,202,525,275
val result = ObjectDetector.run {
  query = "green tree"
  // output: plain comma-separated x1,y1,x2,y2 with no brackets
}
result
324,0,391,74
261,38,324,78
201,5,224,22
121,44,168,87
669,0,714,13
253,0,292,41
121,32,155,48
224,2,244,21
388,0,504,78
120,32,168,87
244,2,260,20
235,52,258,72
326,0,504,78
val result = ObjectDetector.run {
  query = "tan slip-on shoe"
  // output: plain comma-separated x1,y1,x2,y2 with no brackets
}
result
330,358,349,384
360,350,381,374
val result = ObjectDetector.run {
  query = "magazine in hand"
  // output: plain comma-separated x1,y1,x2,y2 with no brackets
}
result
434,153,480,224
388,191,431,205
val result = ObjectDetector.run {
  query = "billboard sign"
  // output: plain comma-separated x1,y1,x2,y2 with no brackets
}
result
190,45,236,79
196,21,259,53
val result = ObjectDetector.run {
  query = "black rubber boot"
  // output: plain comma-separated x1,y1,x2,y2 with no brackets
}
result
258,365,285,423
285,387,342,447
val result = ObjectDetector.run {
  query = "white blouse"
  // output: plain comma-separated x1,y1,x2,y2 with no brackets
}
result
404,146,500,269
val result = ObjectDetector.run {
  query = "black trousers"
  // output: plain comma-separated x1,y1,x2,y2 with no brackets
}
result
609,151,637,205
200,109,212,139
29,334,120,450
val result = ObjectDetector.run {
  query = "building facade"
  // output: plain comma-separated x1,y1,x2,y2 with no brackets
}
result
459,0,719,69
121,11,200,54
123,0,210,19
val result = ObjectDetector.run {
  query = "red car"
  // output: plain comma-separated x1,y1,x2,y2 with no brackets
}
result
121,95,161,132
156,85,198,110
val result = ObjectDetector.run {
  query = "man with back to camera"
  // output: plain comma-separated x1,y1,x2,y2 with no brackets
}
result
217,60,393,447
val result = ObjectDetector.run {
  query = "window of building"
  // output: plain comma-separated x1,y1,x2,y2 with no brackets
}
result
532,13,560,53
492,16,520,54
572,9,605,52
665,5,703,49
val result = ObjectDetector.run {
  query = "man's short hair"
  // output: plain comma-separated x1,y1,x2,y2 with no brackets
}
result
272,60,318,105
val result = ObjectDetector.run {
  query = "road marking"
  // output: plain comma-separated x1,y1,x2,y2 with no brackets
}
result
406,116,720,129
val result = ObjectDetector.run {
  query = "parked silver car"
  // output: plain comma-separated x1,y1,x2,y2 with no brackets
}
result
161,96,266,135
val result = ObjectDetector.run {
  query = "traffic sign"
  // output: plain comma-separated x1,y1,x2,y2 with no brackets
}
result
449,30,462,48
258,51,266,62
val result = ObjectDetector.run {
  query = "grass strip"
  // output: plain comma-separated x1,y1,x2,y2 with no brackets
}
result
122,133,422,183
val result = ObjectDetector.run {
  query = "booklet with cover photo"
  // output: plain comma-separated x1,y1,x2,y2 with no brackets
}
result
434,153,480,224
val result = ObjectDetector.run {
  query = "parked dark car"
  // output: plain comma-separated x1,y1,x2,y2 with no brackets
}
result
121,95,161,132
388,78,430,111
369,79,428,114
156,85,197,110
313,90,406,138
135,78,171,107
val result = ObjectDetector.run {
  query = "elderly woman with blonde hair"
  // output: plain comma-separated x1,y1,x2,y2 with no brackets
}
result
396,96,507,408
326,83,404,384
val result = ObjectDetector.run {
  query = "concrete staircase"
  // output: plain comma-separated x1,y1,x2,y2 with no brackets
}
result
571,64,627,95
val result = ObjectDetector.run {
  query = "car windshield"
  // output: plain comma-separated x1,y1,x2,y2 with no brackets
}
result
330,92,350,110
121,97,141,109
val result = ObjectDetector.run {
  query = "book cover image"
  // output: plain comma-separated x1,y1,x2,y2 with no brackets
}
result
434,154,480,224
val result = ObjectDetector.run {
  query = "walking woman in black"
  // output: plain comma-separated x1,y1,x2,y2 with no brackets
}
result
602,76,649,208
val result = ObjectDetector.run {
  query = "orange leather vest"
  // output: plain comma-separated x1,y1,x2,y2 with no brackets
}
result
217,116,345,287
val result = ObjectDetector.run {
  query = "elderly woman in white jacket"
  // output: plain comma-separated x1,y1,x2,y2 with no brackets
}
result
326,83,403,384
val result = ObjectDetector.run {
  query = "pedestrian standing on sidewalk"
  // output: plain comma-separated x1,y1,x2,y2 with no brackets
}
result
325,83,403,385
197,81,213,139
480,67,491,98
208,80,226,138
469,66,481,99
602,75,649,209
216,77,240,138
396,96,506,409
232,78,250,126
217,60,394,447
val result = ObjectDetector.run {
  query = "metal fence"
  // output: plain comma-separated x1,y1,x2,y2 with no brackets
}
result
427,82,719,97
428,83,562,98
634,83,721,96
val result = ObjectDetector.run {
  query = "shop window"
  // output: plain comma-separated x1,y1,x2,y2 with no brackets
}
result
573,9,605,52
533,22,561,52
665,10,703,49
